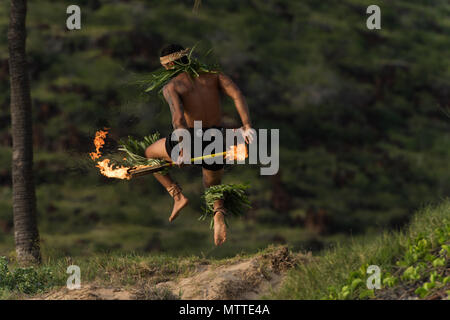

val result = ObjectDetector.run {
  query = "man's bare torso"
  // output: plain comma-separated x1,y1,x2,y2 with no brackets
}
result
168,72,222,128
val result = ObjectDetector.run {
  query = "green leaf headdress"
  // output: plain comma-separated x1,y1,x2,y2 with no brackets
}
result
138,45,221,95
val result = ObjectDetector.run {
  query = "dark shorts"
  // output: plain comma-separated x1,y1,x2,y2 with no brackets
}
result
165,127,225,171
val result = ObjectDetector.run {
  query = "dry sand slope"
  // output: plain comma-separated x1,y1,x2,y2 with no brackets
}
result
36,246,310,300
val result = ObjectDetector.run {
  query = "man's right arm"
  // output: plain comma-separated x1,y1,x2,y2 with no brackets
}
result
163,83,188,164
163,83,188,130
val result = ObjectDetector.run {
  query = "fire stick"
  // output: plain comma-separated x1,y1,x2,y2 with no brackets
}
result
128,151,228,178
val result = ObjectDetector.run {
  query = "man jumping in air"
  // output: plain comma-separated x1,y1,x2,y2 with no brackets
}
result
144,44,253,246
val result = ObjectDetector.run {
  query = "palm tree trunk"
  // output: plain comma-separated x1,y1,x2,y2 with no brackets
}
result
8,0,41,265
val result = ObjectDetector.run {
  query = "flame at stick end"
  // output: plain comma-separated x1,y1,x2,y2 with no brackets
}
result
90,129,108,161
96,159,131,180
90,128,133,180
226,144,248,161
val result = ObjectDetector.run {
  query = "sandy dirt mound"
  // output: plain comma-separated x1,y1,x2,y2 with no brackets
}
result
34,246,308,300
142,246,309,300
37,285,134,300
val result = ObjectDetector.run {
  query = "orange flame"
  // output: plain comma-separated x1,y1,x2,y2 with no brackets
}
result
90,129,132,180
225,144,248,161
89,129,108,161
96,159,131,180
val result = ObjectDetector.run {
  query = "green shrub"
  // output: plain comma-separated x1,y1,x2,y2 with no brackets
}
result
325,218,449,299
0,257,55,295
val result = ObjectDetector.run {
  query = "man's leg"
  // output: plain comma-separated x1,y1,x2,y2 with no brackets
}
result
202,168,227,246
145,138,188,222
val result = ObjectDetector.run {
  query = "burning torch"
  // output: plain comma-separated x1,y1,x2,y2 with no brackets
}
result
90,129,248,180
128,144,248,178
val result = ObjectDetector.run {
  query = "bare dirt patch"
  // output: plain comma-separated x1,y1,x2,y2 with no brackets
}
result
143,246,310,300
32,246,309,300
35,285,134,300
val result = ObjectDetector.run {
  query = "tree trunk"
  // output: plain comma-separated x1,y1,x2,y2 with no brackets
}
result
8,0,41,265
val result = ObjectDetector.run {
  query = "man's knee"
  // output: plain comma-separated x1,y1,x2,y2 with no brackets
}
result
145,138,167,159
202,169,223,188
145,145,154,158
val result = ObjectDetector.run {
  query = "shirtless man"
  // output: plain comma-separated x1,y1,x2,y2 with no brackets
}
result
144,44,253,246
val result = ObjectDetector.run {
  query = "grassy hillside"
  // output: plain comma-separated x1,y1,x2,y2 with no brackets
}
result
270,199,450,300
0,1,449,261
0,199,448,299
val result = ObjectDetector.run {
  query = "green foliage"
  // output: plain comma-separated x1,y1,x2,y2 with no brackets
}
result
138,46,220,95
119,132,159,164
0,0,449,261
325,264,374,300
402,223,450,298
118,132,168,174
271,200,450,300
0,257,55,295
382,272,398,288
200,184,252,228
325,217,449,299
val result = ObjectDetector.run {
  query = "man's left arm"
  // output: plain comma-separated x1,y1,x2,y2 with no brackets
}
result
218,73,254,143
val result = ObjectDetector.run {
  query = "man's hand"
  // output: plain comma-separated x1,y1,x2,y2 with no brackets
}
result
175,147,187,167
239,124,256,144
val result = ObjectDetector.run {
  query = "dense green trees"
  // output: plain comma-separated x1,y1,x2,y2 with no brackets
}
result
0,0,448,256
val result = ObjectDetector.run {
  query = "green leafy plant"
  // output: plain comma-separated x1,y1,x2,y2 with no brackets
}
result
200,183,251,228
0,256,55,295
324,220,449,300
401,265,422,281
414,270,447,298
382,272,398,288
118,132,168,174
325,264,375,300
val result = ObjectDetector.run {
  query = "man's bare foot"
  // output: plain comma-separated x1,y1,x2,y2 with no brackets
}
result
214,211,227,246
169,193,189,222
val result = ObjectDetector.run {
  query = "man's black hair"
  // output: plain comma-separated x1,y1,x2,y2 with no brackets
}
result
160,44,189,64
